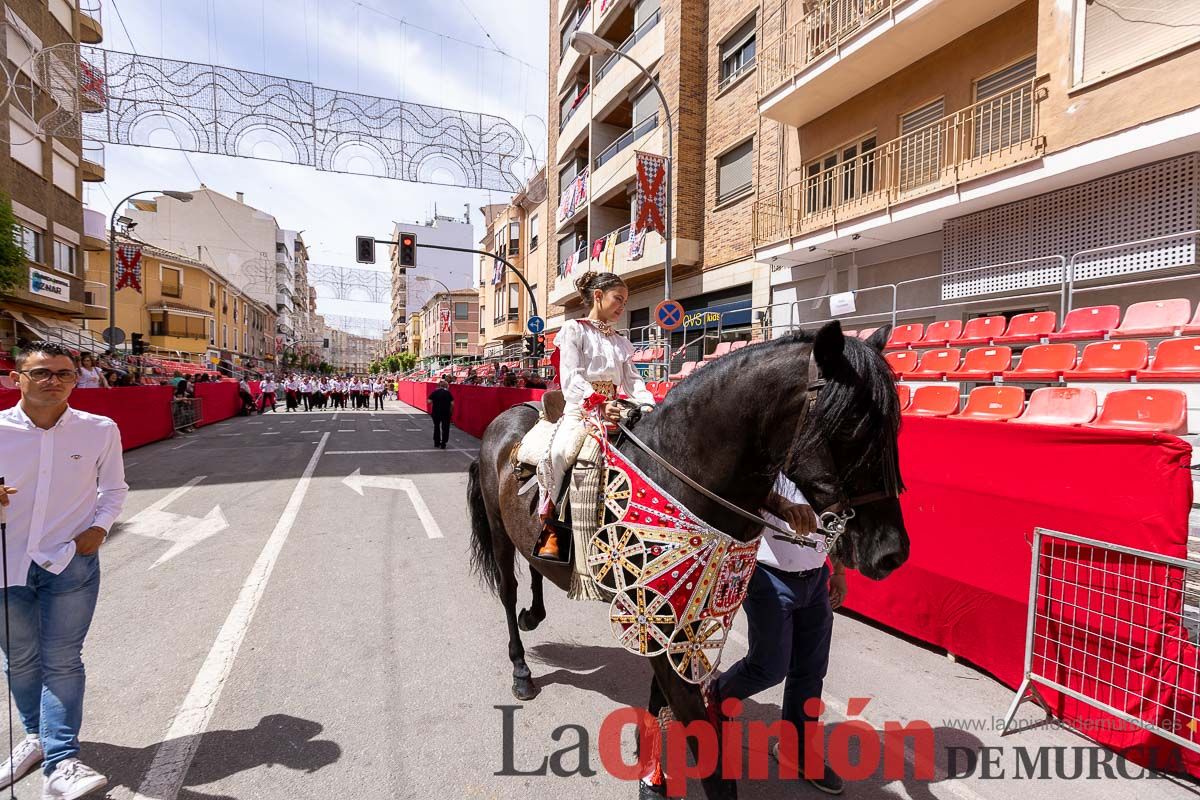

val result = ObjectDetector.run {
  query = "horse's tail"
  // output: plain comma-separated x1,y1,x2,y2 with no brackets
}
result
467,458,501,596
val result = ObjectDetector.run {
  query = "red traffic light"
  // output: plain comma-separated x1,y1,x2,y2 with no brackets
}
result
398,232,417,267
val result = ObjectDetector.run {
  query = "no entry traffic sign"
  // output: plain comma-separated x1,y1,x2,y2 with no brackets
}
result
655,299,684,332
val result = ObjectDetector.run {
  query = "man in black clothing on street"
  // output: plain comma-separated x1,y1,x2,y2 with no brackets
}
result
429,379,454,449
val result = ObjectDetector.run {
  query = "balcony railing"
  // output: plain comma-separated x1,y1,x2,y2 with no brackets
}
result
81,141,105,167
594,112,659,170
559,85,590,131
80,0,102,24
596,10,662,84
753,79,1042,246
759,0,898,96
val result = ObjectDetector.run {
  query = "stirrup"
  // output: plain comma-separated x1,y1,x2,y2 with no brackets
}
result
531,520,572,564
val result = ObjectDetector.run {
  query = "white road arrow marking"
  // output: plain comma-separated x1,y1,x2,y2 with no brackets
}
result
341,468,444,539
120,477,230,568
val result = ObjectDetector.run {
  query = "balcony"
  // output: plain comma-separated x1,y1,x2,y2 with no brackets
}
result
592,11,663,117
82,281,107,320
758,0,1024,127
556,168,589,231
550,245,590,306
79,58,106,113
557,4,592,92
81,141,105,182
594,0,628,35
753,79,1044,247
79,0,104,44
592,112,661,205
557,86,591,161
82,208,107,251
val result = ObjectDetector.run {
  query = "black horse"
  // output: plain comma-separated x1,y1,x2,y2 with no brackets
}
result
468,322,909,799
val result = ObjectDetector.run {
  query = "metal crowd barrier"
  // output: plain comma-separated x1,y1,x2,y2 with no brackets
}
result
1001,528,1200,757
172,397,202,431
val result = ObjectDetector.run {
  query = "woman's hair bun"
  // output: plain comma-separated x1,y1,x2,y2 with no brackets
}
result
573,270,600,294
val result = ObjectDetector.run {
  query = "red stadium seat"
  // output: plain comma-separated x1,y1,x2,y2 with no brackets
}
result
1048,305,1120,342
910,348,961,378
994,311,1057,344
670,361,699,380
885,351,918,377
1112,299,1191,338
946,346,1012,380
1136,337,1200,382
886,324,924,349
1002,343,1078,381
904,385,960,417
952,316,1006,345
730,340,748,351
704,342,732,361
1013,387,1098,425
1089,389,1188,435
921,320,963,346
954,386,1025,421
897,383,912,410
858,328,878,341
1184,305,1200,335
1062,340,1149,380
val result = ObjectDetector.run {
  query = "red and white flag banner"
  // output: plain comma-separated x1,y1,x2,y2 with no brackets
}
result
439,307,452,333
633,151,667,237
115,244,143,293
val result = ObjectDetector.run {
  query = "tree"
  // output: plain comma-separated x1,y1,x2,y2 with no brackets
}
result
397,351,417,371
0,192,26,294
368,361,381,375
384,354,401,373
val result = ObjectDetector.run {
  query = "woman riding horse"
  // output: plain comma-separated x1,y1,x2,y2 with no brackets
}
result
535,270,655,560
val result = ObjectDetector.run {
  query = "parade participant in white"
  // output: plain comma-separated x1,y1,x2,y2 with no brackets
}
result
535,271,654,560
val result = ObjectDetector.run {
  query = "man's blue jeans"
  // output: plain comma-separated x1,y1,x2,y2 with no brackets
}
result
716,563,833,734
0,553,101,774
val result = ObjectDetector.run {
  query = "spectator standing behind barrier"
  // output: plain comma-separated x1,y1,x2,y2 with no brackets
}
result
75,354,108,389
429,379,454,450
0,341,127,798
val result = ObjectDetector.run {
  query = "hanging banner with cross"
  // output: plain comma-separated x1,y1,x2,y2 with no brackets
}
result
633,151,667,237
439,306,452,333
115,244,143,293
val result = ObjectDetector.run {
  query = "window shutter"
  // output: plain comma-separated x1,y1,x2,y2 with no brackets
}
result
632,86,657,126
1081,0,1200,84
974,55,1037,157
899,99,945,190
718,140,754,202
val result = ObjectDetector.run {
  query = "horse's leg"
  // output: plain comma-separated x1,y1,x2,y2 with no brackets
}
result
496,534,539,700
636,677,669,799
517,568,547,632
650,658,737,800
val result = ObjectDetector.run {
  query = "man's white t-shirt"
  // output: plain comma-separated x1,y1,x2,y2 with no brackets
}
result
756,473,827,573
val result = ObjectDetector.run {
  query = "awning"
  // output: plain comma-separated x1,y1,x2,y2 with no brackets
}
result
149,302,213,319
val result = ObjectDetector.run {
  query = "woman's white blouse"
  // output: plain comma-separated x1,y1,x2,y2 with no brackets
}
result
557,319,655,407
77,366,103,388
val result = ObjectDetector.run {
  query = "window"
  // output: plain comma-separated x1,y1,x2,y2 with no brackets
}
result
508,284,520,316
804,134,877,212
493,285,504,323
222,290,228,312
898,99,945,190
150,316,165,337
529,214,540,251
454,333,469,351
632,84,658,127
454,301,469,320
974,56,1037,157
719,16,757,90
209,319,216,345
716,139,754,203
1074,0,1200,85
635,0,660,28
233,299,238,323
51,154,76,196
162,267,182,297
13,224,43,263
53,240,76,276
630,307,650,343
508,221,521,255
209,281,216,308
9,117,42,175
222,325,227,348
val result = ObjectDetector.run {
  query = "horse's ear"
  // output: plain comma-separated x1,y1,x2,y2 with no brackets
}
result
865,325,891,353
813,321,847,374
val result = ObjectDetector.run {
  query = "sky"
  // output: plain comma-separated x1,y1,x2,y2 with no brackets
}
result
85,0,550,328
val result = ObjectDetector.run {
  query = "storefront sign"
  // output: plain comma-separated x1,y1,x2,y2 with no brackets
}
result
682,299,752,332
29,268,70,301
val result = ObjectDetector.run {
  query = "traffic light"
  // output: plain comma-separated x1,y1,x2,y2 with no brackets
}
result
534,334,546,358
355,235,375,264
131,332,145,355
398,233,417,267
523,335,536,358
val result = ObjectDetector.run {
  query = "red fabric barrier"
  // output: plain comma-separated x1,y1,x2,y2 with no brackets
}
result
396,382,545,439
195,382,242,427
844,417,1196,777
0,386,175,450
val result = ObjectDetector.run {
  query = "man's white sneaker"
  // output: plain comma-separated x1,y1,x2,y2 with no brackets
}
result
0,735,42,789
41,758,106,800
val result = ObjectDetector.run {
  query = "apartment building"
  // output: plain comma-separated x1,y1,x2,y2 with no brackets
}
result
124,186,303,350
412,288,481,364
548,0,775,360
84,237,277,369
477,168,550,358
754,0,1200,329
0,0,106,357
387,213,475,351
323,324,377,374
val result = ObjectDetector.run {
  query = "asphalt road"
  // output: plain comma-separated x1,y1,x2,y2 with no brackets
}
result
6,400,1197,799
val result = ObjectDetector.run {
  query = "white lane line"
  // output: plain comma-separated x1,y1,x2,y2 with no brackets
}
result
171,440,195,450
248,422,264,425
301,430,319,433
125,461,139,469
280,420,296,424
337,429,355,433
262,432,281,436
372,429,389,432
132,434,329,800
219,434,241,437
325,448,478,455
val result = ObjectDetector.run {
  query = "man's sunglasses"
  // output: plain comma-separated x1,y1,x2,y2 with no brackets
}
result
15,369,78,384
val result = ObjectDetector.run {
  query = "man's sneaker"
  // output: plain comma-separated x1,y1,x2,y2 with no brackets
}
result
0,734,42,789
771,740,845,795
41,758,106,800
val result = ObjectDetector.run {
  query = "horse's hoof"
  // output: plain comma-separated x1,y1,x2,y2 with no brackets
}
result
518,609,543,632
512,677,540,701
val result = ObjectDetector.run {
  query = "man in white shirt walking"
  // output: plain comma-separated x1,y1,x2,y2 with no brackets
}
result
0,341,128,799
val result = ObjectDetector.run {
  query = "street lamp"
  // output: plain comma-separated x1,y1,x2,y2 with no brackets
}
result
108,189,194,356
571,31,674,303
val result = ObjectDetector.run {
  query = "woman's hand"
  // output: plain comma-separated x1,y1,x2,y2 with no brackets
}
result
603,401,624,423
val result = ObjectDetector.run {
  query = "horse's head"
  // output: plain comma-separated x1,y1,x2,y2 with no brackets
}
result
785,322,908,580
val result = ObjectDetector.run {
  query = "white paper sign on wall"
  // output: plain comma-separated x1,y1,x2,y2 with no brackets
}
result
829,291,856,317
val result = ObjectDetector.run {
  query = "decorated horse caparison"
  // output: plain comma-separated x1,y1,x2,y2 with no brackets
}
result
468,322,909,799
